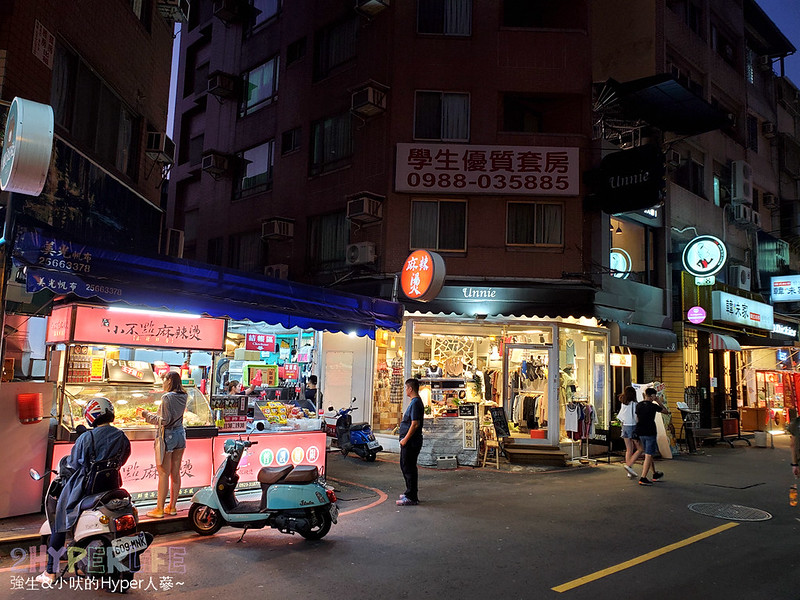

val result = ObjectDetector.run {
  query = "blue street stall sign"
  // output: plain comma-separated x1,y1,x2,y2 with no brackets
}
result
0,97,54,196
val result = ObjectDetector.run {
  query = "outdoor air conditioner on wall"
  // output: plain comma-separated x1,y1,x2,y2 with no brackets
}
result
667,150,681,167
261,218,294,240
351,84,388,118
165,228,185,258
345,242,376,266
729,265,752,291
758,56,772,71
202,151,230,177
355,0,390,16
731,160,752,205
762,121,776,138
346,192,383,225
732,203,752,224
762,192,778,208
264,264,288,279
146,131,175,165
207,72,238,100
157,0,189,23
213,0,248,23
751,210,763,229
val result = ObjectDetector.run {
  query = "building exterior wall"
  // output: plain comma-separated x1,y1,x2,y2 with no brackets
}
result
0,0,174,251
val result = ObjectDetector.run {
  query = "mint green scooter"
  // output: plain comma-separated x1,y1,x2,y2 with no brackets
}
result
189,438,338,541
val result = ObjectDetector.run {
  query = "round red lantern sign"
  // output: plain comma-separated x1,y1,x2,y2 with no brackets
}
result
400,250,445,302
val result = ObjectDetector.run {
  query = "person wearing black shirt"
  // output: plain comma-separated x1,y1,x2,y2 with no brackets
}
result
635,387,669,486
397,378,424,506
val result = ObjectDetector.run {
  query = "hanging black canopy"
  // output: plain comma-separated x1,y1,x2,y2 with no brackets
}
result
603,74,731,136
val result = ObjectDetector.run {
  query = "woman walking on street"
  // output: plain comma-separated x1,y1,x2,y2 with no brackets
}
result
142,371,188,517
618,386,642,479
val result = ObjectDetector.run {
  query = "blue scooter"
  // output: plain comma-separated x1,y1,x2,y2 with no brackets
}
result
188,437,338,541
331,398,383,462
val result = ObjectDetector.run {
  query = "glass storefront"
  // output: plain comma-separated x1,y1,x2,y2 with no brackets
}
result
372,317,609,447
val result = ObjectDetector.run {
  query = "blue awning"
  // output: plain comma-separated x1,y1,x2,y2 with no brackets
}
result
11,227,402,338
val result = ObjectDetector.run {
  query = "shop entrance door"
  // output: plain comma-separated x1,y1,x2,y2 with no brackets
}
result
503,344,554,444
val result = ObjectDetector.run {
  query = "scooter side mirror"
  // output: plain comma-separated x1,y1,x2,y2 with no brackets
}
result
30,469,42,481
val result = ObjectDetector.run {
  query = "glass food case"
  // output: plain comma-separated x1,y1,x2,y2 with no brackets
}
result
59,384,214,440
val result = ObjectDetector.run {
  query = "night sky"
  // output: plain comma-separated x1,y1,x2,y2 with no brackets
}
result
757,0,800,85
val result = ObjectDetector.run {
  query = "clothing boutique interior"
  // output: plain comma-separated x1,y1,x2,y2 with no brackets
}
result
373,318,610,447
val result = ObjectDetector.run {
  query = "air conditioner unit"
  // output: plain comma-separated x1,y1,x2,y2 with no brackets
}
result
732,203,752,224
351,83,388,118
264,263,289,279
355,0,390,16
261,218,294,240
345,242,376,266
5,266,33,303
207,71,238,99
165,228,185,258
751,210,762,229
731,160,752,205
145,131,175,165
346,192,383,225
761,121,776,138
762,192,778,208
729,265,752,291
758,55,772,71
667,150,681,167
157,0,190,23
213,0,248,23
202,151,230,177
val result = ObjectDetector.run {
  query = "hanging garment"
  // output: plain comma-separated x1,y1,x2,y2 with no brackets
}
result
565,403,580,433
390,356,404,404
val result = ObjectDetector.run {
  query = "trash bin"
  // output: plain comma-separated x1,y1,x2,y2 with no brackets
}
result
754,431,767,447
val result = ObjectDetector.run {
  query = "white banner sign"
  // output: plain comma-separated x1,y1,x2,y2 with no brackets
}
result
771,275,800,302
395,143,579,196
711,290,774,331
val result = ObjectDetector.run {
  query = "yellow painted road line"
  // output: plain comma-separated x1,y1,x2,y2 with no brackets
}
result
552,522,739,593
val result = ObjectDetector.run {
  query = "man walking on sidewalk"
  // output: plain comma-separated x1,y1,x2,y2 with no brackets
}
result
397,378,424,506
635,387,669,486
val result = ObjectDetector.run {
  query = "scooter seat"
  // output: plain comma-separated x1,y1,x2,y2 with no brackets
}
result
79,488,129,512
257,466,294,485
282,466,318,483
350,422,371,431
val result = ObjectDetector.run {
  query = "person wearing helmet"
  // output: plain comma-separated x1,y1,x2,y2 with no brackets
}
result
36,397,131,585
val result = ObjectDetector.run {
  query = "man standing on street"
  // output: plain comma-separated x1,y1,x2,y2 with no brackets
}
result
635,387,669,486
397,378,424,506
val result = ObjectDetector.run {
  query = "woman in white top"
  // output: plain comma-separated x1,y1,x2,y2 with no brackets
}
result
618,386,643,479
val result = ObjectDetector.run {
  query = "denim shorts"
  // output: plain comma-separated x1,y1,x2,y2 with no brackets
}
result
621,425,638,439
639,435,658,455
164,426,186,452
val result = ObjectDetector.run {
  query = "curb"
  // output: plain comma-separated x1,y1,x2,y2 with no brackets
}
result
0,514,188,555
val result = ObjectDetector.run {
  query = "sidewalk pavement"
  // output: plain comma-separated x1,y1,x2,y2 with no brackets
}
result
1,433,792,555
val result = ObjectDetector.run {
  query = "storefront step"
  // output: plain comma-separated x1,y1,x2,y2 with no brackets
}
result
375,433,400,453
502,442,567,467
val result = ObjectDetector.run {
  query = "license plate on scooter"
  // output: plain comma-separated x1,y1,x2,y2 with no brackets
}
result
111,532,148,560
367,440,380,449
329,503,339,524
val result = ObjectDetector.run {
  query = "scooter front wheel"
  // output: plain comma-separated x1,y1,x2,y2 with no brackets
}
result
365,451,377,462
188,503,224,536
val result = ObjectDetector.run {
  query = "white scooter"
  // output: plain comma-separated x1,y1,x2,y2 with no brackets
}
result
31,457,153,588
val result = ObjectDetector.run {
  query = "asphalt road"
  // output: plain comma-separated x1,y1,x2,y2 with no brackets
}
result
2,437,798,599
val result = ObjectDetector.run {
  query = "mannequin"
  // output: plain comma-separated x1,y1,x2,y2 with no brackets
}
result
426,360,443,378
